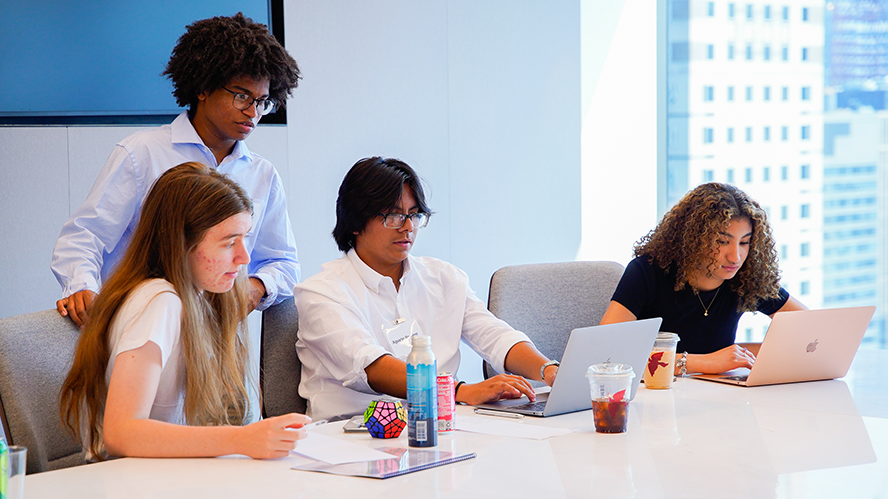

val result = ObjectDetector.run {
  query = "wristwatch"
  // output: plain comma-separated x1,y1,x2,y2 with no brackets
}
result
540,360,560,381
677,351,688,377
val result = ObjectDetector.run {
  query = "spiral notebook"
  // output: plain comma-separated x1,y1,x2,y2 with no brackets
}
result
292,447,476,479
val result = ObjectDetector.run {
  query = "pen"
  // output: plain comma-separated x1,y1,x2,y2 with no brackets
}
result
473,408,524,419
303,419,328,429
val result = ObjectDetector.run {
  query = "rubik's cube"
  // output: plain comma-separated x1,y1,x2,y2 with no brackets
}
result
364,400,407,439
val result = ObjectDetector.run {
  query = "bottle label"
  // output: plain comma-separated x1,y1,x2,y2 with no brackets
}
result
407,361,438,447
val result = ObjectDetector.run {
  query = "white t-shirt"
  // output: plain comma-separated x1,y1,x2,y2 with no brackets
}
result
85,279,185,461
294,250,531,421
106,278,186,425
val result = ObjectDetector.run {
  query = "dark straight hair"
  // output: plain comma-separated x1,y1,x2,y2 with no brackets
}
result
332,157,431,252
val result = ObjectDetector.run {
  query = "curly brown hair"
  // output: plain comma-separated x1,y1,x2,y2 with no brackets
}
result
163,12,300,112
634,182,782,312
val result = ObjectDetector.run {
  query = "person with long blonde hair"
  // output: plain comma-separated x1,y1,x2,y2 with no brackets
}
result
60,162,309,461
601,182,807,375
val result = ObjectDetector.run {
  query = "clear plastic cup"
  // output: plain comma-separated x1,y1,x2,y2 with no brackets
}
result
5,445,27,499
586,363,635,433
642,332,680,389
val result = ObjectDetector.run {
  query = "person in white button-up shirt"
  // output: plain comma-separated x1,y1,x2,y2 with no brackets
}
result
295,157,560,421
52,13,301,327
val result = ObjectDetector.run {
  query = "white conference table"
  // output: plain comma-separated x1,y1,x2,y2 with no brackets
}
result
26,348,888,499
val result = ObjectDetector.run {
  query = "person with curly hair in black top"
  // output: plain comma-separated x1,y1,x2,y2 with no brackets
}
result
53,13,302,327
601,183,807,375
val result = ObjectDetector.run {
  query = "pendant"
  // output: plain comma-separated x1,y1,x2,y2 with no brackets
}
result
704,311,708,317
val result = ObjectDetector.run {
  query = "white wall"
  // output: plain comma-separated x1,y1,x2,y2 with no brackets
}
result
285,0,581,285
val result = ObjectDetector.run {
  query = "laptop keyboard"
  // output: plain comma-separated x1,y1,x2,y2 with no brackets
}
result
507,400,548,412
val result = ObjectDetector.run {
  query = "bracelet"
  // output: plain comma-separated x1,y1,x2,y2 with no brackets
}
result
677,351,688,377
454,381,466,402
540,360,560,381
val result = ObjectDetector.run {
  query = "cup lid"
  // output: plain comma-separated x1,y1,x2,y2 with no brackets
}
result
586,363,635,379
656,332,680,341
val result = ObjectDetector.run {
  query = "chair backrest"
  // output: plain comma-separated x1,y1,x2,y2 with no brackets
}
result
484,261,625,379
260,299,306,417
0,310,86,473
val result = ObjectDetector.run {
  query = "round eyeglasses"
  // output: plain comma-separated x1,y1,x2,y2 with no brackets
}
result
221,87,277,116
380,212,430,229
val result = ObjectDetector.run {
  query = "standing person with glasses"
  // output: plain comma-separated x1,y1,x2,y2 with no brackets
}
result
294,157,560,421
52,13,301,327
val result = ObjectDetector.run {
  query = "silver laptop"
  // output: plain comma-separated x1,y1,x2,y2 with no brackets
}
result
692,306,875,387
473,318,662,417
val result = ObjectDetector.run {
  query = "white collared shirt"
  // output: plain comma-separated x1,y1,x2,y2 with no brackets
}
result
51,112,299,310
295,250,530,421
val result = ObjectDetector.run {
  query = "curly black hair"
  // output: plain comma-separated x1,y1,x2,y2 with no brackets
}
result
634,182,782,312
163,12,300,112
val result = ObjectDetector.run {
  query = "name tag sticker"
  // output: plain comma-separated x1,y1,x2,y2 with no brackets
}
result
384,319,422,359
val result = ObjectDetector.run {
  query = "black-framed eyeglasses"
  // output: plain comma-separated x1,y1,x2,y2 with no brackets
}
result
221,87,277,116
379,212,430,229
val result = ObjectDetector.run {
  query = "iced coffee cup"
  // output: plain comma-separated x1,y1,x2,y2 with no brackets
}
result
585,363,635,434
643,332,680,389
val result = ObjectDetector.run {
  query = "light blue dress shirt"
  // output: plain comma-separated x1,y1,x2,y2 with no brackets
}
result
51,112,299,310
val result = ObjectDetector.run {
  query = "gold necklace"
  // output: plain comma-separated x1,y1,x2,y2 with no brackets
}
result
694,287,720,317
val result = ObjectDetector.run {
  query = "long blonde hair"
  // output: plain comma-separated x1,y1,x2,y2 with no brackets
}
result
60,162,254,459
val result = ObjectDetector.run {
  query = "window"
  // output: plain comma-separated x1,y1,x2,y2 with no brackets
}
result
663,0,888,350
703,128,714,143
703,170,714,182
800,281,810,295
708,2,715,16
704,86,714,101
707,44,714,59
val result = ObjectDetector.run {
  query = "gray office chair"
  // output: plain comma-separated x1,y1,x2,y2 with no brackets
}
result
260,299,306,417
0,310,86,473
483,261,625,379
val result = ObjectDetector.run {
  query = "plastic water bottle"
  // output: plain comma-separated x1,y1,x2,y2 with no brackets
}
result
0,418,8,497
407,335,438,447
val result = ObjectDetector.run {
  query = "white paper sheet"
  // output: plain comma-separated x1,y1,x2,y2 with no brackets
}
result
290,431,394,465
455,415,574,440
